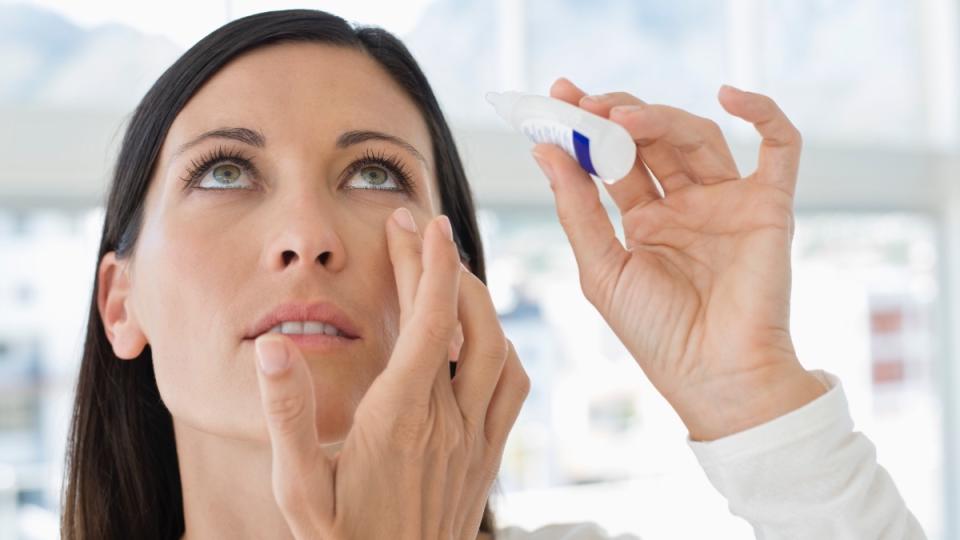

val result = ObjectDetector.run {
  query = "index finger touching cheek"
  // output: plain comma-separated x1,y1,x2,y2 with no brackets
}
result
385,215,462,392
386,207,425,328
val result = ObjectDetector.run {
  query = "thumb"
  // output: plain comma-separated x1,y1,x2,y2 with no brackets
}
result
531,143,626,294
254,334,326,483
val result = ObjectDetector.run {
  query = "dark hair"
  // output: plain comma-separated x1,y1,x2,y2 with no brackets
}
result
60,9,492,540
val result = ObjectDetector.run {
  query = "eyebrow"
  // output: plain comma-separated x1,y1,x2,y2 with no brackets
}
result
172,127,266,158
171,126,428,166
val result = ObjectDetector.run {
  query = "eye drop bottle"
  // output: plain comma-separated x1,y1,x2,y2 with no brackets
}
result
485,91,636,184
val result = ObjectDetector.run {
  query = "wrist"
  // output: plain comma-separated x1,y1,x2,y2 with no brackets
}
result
669,359,828,442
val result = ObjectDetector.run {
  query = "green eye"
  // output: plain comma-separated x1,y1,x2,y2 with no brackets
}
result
342,152,412,194
360,165,388,186
212,163,242,184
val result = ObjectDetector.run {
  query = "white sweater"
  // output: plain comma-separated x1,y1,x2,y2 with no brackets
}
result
496,370,927,539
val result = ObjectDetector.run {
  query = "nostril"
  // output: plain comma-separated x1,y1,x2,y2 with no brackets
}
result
318,252,331,265
281,250,296,266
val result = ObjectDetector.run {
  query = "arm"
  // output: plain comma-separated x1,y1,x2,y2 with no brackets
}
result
535,78,926,540
688,370,926,539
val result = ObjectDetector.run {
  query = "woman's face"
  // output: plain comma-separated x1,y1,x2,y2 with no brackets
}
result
115,42,440,444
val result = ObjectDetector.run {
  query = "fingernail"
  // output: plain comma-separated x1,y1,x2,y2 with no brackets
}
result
256,338,289,375
581,94,604,104
438,215,453,241
531,149,555,185
393,207,417,233
721,84,743,93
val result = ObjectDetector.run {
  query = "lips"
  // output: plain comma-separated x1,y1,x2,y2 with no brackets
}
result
245,300,362,340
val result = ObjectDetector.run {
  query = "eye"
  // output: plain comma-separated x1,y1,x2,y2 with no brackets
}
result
346,164,401,191
180,146,417,195
180,146,258,191
196,162,254,189
342,149,416,195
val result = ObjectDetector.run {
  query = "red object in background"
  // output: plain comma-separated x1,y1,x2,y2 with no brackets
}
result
869,305,906,384
873,360,905,384
871,308,903,334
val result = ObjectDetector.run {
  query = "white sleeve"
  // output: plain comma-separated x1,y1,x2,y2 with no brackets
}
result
687,369,927,539
496,522,640,540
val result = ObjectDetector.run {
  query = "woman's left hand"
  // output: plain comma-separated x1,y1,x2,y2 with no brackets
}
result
532,78,826,441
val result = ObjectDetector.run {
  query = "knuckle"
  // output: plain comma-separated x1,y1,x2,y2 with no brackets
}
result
704,118,723,138
604,91,637,103
481,335,509,362
789,126,803,147
505,340,530,395
516,368,532,397
421,311,458,345
265,395,307,430
756,92,777,110
556,208,577,231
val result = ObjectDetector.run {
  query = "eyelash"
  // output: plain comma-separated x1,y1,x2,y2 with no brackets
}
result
178,145,417,195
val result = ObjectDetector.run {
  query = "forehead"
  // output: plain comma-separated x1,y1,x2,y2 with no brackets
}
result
161,41,435,175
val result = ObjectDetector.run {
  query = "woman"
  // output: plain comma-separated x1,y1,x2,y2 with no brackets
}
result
60,8,925,540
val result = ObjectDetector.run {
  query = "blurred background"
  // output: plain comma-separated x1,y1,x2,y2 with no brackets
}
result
1,0,958,538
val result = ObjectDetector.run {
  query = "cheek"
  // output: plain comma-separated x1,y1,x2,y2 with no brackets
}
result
143,212,250,346
354,237,403,366
133,210,258,435
133,199,416,441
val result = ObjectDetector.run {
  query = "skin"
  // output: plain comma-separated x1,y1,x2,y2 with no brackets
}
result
534,79,827,441
97,42,505,539
95,38,827,539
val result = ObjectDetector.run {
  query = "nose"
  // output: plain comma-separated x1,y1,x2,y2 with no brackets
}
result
262,195,347,274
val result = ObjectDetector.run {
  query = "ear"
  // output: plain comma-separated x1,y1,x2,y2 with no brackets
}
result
97,251,148,360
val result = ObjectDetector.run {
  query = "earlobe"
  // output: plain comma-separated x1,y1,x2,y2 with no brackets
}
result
97,251,148,360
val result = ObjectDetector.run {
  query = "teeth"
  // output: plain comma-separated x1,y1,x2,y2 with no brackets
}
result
303,321,326,334
281,321,303,334
266,321,343,337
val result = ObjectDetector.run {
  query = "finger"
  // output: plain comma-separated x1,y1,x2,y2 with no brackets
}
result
451,269,508,428
448,321,464,364
531,142,627,304
548,76,589,103
384,214,462,393
386,207,424,328
598,98,741,187
484,339,530,446
572,92,694,193
549,82,663,213
254,335,332,531
718,85,802,196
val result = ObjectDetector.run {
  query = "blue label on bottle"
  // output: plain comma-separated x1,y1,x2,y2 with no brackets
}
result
572,130,597,176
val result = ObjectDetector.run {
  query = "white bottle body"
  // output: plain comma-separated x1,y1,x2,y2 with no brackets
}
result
486,91,636,184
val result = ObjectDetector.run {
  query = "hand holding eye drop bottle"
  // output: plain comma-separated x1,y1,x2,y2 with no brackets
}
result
485,90,636,184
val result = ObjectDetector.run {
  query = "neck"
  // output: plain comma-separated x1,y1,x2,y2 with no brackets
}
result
175,418,341,540
174,420,488,539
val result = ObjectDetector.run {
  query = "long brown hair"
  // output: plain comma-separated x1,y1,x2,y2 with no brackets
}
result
60,9,494,539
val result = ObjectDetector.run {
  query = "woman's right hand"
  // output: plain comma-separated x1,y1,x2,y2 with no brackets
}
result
253,208,530,540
